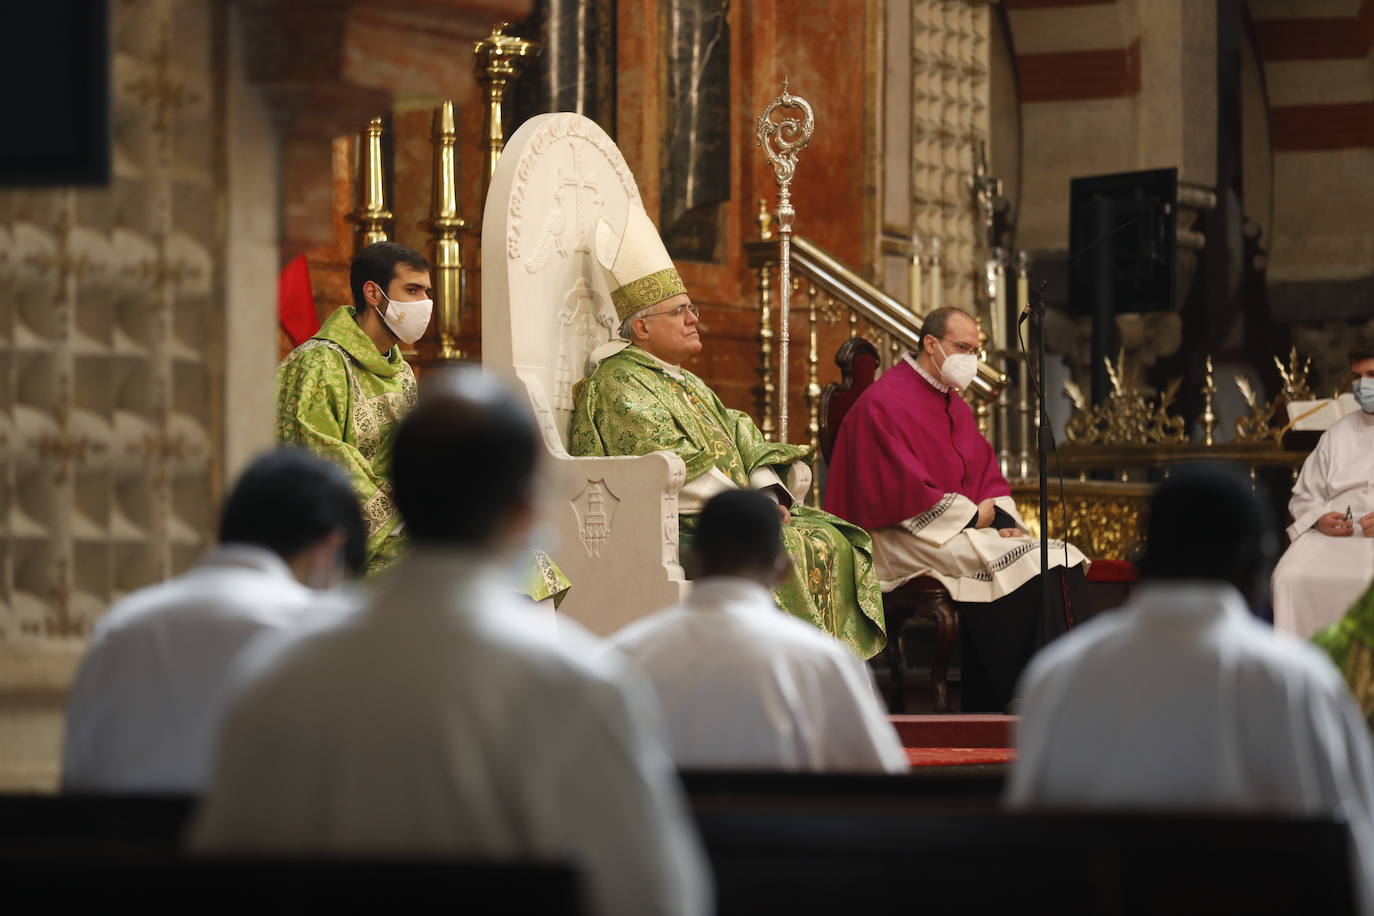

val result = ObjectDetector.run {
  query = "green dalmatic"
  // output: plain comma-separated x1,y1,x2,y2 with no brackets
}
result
277,306,570,603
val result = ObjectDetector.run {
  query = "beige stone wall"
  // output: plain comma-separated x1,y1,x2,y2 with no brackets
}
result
0,0,280,792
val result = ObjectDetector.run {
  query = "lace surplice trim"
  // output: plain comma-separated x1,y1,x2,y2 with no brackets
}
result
903,493,958,534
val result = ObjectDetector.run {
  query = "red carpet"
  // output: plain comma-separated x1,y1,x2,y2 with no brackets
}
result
904,747,1015,767
891,715,1016,768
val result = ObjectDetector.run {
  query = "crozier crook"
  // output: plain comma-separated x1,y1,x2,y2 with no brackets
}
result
756,78,814,443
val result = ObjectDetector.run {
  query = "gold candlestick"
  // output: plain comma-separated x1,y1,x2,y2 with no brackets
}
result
474,22,539,202
348,117,393,251
1202,354,1217,446
421,101,468,363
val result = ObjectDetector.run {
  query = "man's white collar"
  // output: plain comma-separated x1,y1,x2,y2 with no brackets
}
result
904,353,949,393
643,348,685,380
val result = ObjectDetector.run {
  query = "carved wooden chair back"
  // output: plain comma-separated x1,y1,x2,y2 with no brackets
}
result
819,336,882,465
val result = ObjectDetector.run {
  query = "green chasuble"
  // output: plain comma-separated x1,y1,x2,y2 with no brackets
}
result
276,307,571,603
277,307,414,575
1313,582,1374,732
569,345,886,658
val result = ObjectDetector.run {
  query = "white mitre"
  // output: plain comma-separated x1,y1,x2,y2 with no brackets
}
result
595,208,687,322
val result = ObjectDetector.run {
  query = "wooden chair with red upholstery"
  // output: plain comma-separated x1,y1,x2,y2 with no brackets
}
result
819,337,960,714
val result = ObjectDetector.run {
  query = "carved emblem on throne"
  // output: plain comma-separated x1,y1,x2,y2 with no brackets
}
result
556,277,616,410
572,478,620,558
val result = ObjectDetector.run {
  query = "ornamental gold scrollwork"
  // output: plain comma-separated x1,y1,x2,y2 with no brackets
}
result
1233,348,1314,444
1062,350,1187,446
1015,488,1147,561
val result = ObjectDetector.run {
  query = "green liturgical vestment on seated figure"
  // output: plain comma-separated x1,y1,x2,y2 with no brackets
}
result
1313,581,1374,734
569,345,886,658
276,307,571,604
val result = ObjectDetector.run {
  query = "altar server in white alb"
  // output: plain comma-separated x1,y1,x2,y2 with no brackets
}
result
62,449,364,793
1009,463,1374,911
1272,340,1374,639
610,490,908,773
194,369,709,916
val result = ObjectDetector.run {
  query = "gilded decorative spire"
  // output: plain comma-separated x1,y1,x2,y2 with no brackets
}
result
348,117,393,251
421,101,468,362
474,22,539,199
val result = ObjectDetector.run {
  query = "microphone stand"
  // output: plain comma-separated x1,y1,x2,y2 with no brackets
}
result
1032,284,1052,626
1017,204,1156,629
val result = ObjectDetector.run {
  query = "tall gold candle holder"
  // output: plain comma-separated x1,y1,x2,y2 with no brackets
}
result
474,22,539,201
348,117,393,251
421,101,468,362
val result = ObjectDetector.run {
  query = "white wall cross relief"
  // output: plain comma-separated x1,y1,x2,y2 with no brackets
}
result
559,143,604,254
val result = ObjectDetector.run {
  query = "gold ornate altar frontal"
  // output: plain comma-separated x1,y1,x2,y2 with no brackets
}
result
1013,443,1308,561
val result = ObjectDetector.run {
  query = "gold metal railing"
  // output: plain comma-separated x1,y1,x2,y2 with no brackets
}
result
744,226,1008,457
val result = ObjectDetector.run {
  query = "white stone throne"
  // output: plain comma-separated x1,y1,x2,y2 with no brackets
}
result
482,113,690,635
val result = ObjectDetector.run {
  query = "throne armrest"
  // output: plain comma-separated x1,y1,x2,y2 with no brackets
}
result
545,450,690,635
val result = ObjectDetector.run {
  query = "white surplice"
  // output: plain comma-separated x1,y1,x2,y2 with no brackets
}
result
62,544,317,793
192,548,709,916
1273,408,1374,639
1008,582,1374,911
608,577,908,773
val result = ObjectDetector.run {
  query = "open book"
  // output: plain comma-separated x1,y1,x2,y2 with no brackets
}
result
1286,392,1359,431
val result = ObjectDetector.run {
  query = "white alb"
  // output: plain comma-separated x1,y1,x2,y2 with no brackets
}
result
192,548,710,916
610,577,908,772
62,544,317,792
1273,409,1374,638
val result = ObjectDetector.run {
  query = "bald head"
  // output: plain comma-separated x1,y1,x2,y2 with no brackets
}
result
391,368,539,548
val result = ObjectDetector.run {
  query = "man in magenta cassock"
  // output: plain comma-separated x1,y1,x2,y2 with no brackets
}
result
825,306,1087,712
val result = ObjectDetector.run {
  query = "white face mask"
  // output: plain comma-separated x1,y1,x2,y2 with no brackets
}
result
936,340,979,390
372,285,433,345
1354,378,1374,413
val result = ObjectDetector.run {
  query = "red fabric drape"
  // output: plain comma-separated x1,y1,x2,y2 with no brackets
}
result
277,254,319,346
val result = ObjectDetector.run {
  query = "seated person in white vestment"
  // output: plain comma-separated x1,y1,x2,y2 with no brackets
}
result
62,448,364,793
193,368,710,916
825,306,1087,712
610,490,908,773
1272,340,1374,639
1009,462,1374,910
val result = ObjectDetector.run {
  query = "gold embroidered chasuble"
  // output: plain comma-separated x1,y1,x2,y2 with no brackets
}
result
276,307,572,603
277,307,414,575
569,346,886,658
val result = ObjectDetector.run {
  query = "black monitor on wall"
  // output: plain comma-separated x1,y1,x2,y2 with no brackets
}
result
0,2,111,186
1067,167,1177,316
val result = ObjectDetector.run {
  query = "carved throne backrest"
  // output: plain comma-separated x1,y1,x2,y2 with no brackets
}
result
482,113,643,453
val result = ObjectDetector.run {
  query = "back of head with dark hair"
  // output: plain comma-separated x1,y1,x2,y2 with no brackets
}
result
1138,461,1279,595
1349,339,1374,365
390,368,539,547
218,448,367,574
695,490,782,576
350,241,430,309
915,306,975,346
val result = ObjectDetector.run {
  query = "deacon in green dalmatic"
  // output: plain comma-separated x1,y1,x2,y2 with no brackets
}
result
569,210,885,658
277,241,570,604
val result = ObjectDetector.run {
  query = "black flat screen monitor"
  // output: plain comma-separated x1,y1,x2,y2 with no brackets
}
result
0,2,111,186
1067,167,1177,315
